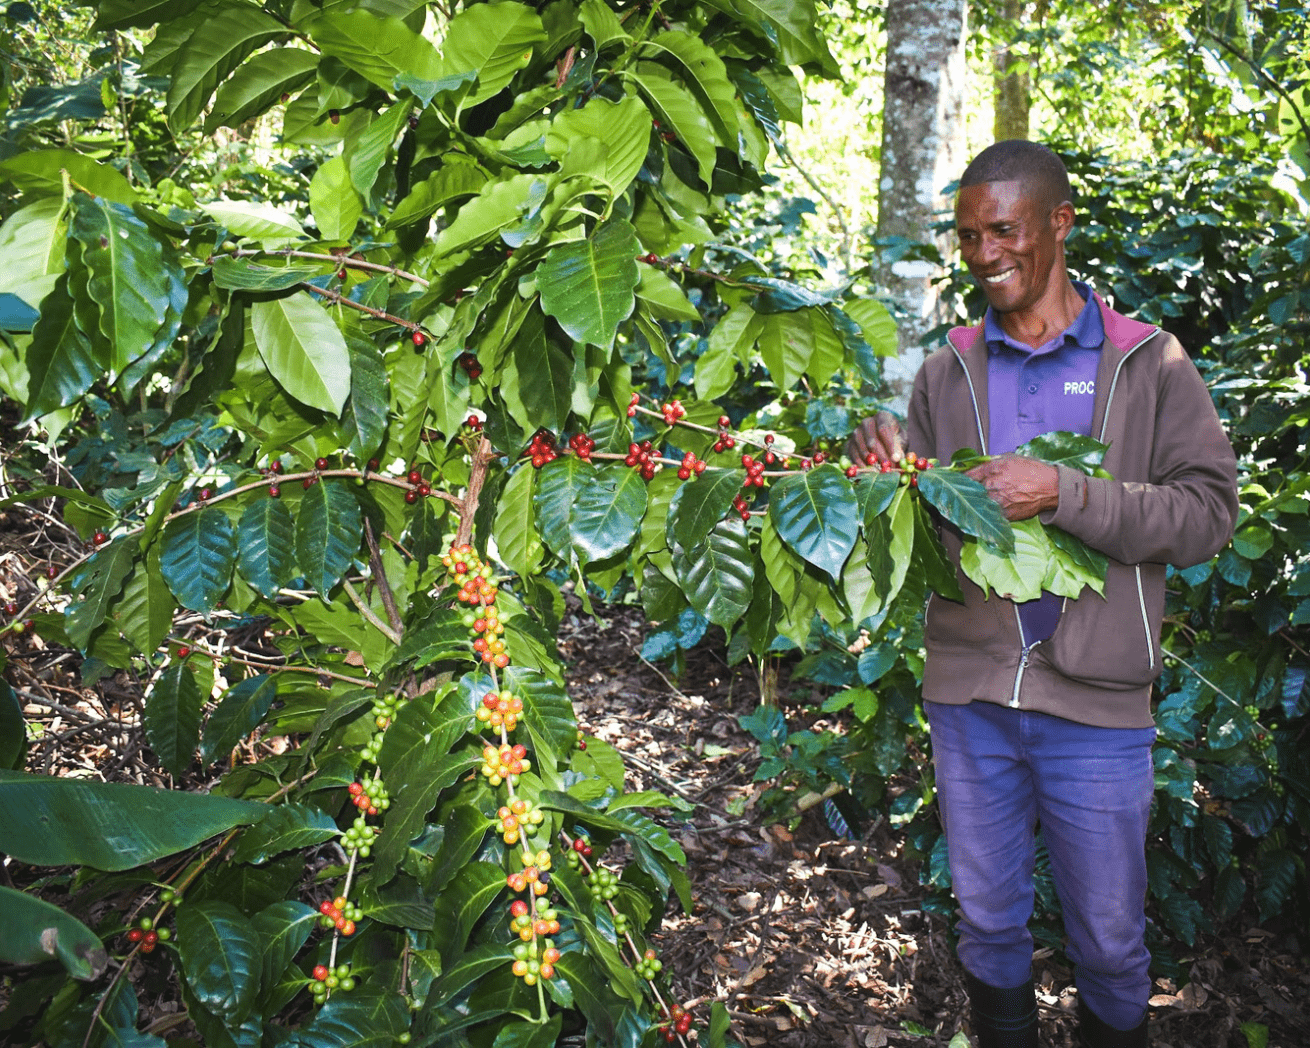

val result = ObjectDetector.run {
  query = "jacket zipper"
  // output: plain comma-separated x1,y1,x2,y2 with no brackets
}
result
1010,642,1040,708
1099,328,1160,672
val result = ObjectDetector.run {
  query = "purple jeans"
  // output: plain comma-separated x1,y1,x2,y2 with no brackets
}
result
924,699,1156,1031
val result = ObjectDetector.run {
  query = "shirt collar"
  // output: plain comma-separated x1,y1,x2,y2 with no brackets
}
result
984,281,1104,356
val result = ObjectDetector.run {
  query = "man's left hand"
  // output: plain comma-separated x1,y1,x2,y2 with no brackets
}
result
966,455,1060,521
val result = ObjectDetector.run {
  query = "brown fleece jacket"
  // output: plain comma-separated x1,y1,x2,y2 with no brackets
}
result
907,292,1239,728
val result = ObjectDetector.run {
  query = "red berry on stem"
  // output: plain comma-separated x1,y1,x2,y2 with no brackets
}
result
315,457,329,471
199,488,212,501
412,330,427,347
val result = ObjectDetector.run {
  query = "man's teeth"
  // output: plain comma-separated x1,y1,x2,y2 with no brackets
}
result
985,269,1015,284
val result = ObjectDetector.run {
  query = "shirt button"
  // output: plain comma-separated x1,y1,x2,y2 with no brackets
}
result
1028,384,1038,394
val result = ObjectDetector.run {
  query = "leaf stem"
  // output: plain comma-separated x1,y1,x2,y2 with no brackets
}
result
342,579,403,645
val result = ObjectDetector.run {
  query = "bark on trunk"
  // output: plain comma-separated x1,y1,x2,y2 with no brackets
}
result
875,0,969,414
993,0,1030,141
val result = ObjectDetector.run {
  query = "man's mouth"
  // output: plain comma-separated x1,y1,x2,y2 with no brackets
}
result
983,268,1016,285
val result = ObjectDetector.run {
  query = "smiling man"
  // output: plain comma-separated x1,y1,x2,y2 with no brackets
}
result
849,141,1239,1048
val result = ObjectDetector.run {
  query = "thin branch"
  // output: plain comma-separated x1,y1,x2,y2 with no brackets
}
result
363,517,403,635
774,138,854,273
1196,26,1310,146
341,579,402,645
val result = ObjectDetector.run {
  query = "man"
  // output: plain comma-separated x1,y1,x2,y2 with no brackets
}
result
848,141,1238,1048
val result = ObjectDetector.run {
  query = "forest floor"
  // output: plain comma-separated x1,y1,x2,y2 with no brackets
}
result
2,488,1307,1048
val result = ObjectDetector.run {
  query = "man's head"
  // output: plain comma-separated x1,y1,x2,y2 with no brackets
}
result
955,141,1076,315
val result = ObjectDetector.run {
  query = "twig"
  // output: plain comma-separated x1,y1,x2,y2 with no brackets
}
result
774,138,854,273
632,645,692,702
363,517,403,635
342,579,402,645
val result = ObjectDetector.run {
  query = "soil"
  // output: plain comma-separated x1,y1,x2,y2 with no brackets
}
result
2,505,1307,1048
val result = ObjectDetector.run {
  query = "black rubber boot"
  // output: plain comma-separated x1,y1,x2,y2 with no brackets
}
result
1077,998,1148,1048
963,971,1039,1048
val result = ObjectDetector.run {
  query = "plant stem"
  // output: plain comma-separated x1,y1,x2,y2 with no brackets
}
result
342,579,402,645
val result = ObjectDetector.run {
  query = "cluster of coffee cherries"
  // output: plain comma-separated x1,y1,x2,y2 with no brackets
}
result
3,601,34,636
476,688,523,731
506,864,551,897
567,432,596,461
497,798,545,845
466,414,483,431
635,948,663,980
318,895,361,936
660,1003,695,1042
309,962,355,1003
739,453,768,488
712,416,738,453
456,351,482,381
867,450,933,487
347,778,389,815
511,939,562,985
403,466,433,504
565,835,595,867
624,440,660,481
124,914,170,954
525,430,560,468
626,391,642,418
370,692,405,730
588,866,620,901
730,493,753,522
509,898,562,941
659,400,687,426
449,548,510,668
676,451,707,481
480,742,530,786
343,816,378,857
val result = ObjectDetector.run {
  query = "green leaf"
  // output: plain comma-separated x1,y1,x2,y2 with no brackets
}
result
0,148,136,204
23,272,100,419
0,770,265,870
203,200,305,246
960,517,1050,602
431,861,505,963
502,310,572,432
309,156,364,241
695,305,760,400
165,7,284,131
422,804,490,896
425,942,508,1010
176,900,262,1023
0,682,26,771
757,309,815,390
237,497,297,599
144,663,203,778
251,292,352,415
0,196,66,312
508,666,578,768
699,0,837,72
673,517,753,629
667,468,745,550
855,471,900,526
206,48,319,131
160,507,237,614
580,0,629,49
571,465,648,565
343,337,388,462
253,900,317,1005
1240,1022,1269,1048
632,62,717,186
769,464,860,577
348,100,412,197
869,486,913,610
842,297,898,357
914,499,963,601
544,94,649,198
114,546,175,655
534,456,591,561
0,885,107,980
65,540,134,651
230,803,339,864
537,791,686,864
537,219,641,349
916,468,1014,552
201,676,279,767
441,1,547,109
295,480,363,598
638,29,740,147
1013,432,1108,476
385,161,488,229
308,10,444,87
1256,848,1298,920
494,466,543,579
636,265,701,322
209,257,320,292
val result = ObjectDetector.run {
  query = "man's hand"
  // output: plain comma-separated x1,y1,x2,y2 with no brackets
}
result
966,455,1060,521
847,411,906,466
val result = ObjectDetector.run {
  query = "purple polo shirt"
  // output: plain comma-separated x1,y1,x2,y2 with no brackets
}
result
985,281,1103,646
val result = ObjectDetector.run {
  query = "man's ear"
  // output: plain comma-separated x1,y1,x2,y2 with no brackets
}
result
1051,200,1075,243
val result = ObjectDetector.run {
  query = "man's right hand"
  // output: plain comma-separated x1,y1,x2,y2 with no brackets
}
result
847,411,906,466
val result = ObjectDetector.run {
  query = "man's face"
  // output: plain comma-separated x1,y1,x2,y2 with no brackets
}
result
955,180,1066,314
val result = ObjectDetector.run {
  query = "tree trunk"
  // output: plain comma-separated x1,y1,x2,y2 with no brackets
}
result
875,0,969,415
993,0,1030,141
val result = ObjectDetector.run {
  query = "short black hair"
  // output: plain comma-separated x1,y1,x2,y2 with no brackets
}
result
959,140,1072,214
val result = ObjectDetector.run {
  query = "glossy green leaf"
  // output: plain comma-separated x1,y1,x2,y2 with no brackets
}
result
431,861,505,962
65,540,134,652
917,468,1014,552
237,497,297,599
0,197,66,311
385,161,488,229
667,468,745,550
695,304,760,400
144,663,203,777
309,156,363,241
673,516,753,628
0,770,265,870
343,337,388,462
349,100,412,197
534,456,590,561
508,665,578,768
866,486,913,610
165,7,284,131
699,0,837,72
0,682,25,771
537,219,641,349
501,310,572,433
114,551,176,655
203,200,305,245
913,499,963,601
769,464,860,577
295,480,363,598
1047,526,1108,597
209,256,319,292
251,292,352,415
757,308,816,391
422,804,490,896
23,272,100,419
0,148,136,203
960,517,1050,602
176,900,262,1023
544,94,648,197
842,297,898,357
571,465,648,565
442,1,547,108
309,10,444,87
253,900,317,1005
160,507,237,613
0,885,107,980
635,264,701,322
230,803,339,864
632,62,717,186
494,466,543,579
854,470,900,526
205,48,319,132
425,942,507,1011
639,29,740,146
1014,432,1108,475
200,675,279,766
